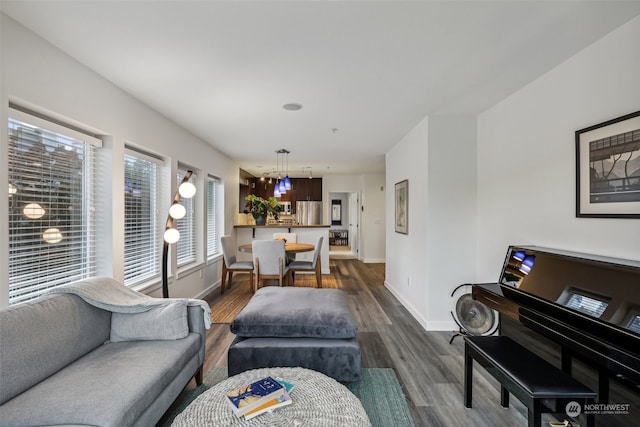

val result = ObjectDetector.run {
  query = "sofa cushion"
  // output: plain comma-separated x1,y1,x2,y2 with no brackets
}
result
0,293,111,405
0,333,201,427
110,301,188,342
230,287,357,339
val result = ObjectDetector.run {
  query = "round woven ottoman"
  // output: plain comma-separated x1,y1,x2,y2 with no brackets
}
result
172,367,371,427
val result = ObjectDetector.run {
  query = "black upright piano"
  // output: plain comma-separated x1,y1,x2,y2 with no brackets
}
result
473,245,640,426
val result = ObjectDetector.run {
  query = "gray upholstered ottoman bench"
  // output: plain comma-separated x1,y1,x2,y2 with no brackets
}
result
228,287,361,382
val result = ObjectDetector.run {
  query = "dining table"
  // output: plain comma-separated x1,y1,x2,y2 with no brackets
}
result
238,242,315,254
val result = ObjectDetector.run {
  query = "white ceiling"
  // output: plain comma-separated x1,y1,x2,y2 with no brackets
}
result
2,1,640,177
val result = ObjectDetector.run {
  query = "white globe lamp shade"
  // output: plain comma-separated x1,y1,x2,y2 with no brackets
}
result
164,228,180,243
178,182,196,198
43,228,63,244
23,203,46,219
169,203,186,219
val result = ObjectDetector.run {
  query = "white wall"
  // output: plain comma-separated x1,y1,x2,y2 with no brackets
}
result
476,14,640,282
386,16,640,332
360,174,386,263
0,14,238,306
426,116,477,329
385,117,429,327
385,116,477,330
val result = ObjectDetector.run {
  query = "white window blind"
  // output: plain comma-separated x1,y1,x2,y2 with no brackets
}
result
207,175,220,259
124,148,162,285
176,169,196,267
8,111,100,304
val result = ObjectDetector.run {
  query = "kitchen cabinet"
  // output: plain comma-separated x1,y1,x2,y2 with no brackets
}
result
293,178,322,202
239,173,323,213
239,169,256,212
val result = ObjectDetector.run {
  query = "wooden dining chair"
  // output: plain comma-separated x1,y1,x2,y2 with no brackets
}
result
220,235,254,294
288,236,323,288
252,239,292,292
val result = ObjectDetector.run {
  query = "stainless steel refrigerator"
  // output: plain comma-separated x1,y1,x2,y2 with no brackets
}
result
296,201,322,225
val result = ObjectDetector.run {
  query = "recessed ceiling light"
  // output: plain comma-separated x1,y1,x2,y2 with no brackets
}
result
283,103,303,111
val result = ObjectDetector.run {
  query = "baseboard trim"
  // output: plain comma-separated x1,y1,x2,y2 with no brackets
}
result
362,258,385,263
195,282,218,300
383,281,460,332
383,281,428,330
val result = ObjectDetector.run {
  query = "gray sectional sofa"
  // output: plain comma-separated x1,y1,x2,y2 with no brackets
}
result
0,278,208,427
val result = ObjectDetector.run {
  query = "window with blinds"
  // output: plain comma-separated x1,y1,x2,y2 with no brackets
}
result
176,169,196,267
8,110,101,304
207,175,220,259
124,148,162,286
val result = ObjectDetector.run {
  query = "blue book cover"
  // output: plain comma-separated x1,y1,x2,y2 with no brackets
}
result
225,376,285,416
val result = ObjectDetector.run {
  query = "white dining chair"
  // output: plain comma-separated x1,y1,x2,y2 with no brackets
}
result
288,236,323,288
272,232,297,242
220,235,254,294
252,239,292,292
273,232,297,263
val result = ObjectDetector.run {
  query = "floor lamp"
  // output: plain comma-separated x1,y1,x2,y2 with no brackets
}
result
162,170,196,298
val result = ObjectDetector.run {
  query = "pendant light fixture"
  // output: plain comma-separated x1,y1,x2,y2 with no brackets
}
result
275,149,291,195
273,149,293,198
274,179,281,198
283,149,291,190
273,150,282,198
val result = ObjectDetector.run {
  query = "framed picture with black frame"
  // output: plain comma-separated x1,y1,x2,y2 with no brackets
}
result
395,179,408,234
575,110,640,218
331,199,341,225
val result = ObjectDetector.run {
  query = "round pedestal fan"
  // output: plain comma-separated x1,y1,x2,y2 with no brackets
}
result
449,284,498,344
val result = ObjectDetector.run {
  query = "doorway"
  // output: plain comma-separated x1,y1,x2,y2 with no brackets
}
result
328,191,360,259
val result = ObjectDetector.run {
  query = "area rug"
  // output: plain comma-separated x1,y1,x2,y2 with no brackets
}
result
211,275,338,323
160,367,415,427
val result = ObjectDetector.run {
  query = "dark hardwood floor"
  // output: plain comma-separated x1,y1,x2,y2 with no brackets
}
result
193,259,529,426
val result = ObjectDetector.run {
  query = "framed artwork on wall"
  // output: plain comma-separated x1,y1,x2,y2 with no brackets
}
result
331,199,341,225
575,110,640,218
395,179,408,234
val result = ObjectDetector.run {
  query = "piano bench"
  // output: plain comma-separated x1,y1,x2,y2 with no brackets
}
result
464,336,596,427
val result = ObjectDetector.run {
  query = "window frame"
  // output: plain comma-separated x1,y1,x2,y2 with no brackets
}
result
123,146,165,286
207,174,221,260
175,167,197,268
7,108,102,304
